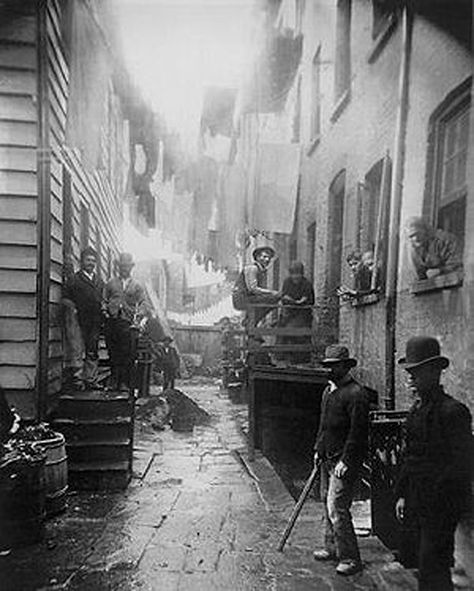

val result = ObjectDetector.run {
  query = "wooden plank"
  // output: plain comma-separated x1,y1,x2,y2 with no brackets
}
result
0,365,36,389
48,340,62,358
0,95,35,122
0,268,36,292
0,293,36,317
0,341,36,365
49,281,62,304
50,236,62,264
0,317,36,341
0,145,36,171
48,325,62,341
0,120,36,148
46,21,68,84
0,44,36,69
47,37,68,93
0,219,36,245
247,344,314,353
0,67,36,95
0,169,36,194
49,82,67,123
0,16,36,43
50,216,62,241
0,195,36,220
0,244,36,269
47,64,67,114
50,260,62,284
248,327,313,337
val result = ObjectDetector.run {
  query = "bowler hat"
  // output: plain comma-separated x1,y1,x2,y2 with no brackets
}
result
118,252,134,266
398,336,449,370
321,344,357,366
252,246,276,261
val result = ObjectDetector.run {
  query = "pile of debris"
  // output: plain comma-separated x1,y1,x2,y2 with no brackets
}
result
136,388,211,432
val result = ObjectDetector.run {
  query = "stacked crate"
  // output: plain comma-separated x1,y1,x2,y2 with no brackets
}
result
51,390,134,490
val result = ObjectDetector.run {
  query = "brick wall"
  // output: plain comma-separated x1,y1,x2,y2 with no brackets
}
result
296,1,473,412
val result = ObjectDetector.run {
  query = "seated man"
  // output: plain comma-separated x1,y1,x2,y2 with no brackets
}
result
232,245,281,326
278,261,315,363
406,217,462,280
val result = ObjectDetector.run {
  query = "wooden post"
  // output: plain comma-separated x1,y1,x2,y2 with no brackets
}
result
36,0,52,421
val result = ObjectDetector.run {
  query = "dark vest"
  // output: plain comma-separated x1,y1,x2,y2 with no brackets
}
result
232,264,266,310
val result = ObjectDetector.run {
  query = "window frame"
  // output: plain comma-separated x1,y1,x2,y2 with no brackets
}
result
413,78,471,295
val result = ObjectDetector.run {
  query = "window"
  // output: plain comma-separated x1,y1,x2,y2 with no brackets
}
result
306,222,316,283
427,80,470,253
310,48,321,140
334,0,351,104
372,0,396,39
436,105,469,244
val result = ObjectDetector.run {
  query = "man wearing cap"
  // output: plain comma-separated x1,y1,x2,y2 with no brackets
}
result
232,245,281,325
63,247,105,390
406,217,462,280
104,253,147,390
396,336,472,591
313,345,369,576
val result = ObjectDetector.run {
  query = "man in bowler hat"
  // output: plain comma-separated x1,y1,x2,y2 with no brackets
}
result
313,345,369,576
396,336,472,591
104,253,147,390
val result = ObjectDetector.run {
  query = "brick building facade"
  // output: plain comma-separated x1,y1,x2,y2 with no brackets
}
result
290,0,473,413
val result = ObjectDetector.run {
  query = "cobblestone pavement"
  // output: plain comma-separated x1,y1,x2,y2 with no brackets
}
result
0,379,417,591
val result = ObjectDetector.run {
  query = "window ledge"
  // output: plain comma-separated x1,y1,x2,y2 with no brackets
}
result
410,270,464,295
331,88,351,124
351,292,382,308
307,134,321,156
367,14,398,64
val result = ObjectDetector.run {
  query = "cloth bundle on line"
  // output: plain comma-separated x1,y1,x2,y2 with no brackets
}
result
251,143,300,234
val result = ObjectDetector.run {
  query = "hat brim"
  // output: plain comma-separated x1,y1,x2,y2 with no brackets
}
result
398,355,449,370
321,358,357,367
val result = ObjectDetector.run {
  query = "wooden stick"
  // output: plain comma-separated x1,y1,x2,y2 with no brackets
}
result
277,462,321,552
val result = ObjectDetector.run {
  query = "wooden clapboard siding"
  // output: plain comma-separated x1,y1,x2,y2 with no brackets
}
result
44,0,65,405
0,3,38,418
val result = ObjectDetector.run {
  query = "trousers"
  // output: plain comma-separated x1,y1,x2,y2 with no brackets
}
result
320,460,361,562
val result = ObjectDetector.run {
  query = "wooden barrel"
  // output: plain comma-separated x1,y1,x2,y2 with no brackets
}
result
0,452,46,549
33,432,68,516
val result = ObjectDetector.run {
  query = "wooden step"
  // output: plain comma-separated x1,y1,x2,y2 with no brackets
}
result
53,417,132,444
68,461,131,491
66,440,131,464
53,393,133,422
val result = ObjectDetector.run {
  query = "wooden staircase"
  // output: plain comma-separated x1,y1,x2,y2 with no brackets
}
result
51,390,134,491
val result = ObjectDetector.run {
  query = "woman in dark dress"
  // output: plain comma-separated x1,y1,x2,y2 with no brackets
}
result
278,261,315,363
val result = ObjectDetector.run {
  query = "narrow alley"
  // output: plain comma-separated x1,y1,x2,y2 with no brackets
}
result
1,380,415,591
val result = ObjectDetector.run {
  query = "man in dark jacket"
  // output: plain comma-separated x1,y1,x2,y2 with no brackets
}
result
395,336,472,591
313,345,369,576
63,247,104,389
